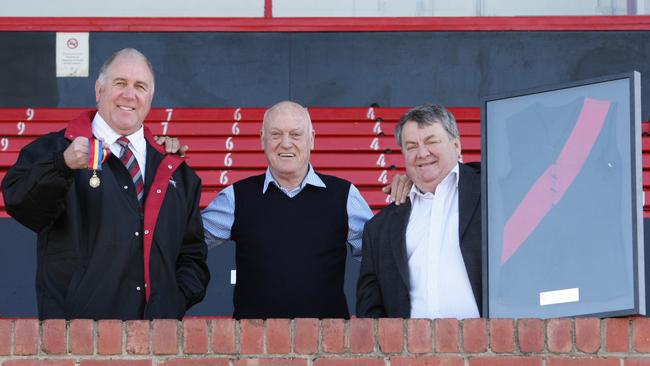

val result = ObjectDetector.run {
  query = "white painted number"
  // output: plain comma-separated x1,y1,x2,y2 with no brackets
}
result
385,194,392,203
165,108,173,121
225,137,234,151
233,108,242,122
219,170,228,186
366,107,375,120
26,108,34,121
220,171,229,185
0,138,8,151
224,153,233,167
231,122,240,135
373,121,383,134
160,121,169,135
370,137,380,151
17,122,25,135
378,170,388,184
376,154,386,167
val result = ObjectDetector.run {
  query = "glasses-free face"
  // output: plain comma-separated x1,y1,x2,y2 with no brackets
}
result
401,120,461,193
95,55,154,136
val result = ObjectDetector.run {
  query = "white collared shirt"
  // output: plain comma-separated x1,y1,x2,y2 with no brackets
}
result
91,112,147,182
406,163,479,319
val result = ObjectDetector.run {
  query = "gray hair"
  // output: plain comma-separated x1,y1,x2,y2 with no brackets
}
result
394,103,459,147
97,48,155,93
262,101,313,136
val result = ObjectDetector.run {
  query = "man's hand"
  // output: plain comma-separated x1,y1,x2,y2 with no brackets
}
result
154,136,189,156
382,173,412,205
63,136,90,170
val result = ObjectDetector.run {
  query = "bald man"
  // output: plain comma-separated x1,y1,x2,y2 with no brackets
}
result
202,101,372,319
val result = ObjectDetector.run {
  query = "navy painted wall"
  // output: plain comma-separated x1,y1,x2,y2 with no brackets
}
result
1,30,648,316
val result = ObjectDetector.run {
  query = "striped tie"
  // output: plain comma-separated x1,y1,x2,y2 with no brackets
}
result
117,137,144,205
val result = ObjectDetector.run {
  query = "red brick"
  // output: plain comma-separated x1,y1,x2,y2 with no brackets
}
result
79,361,152,366
605,317,630,352
211,318,236,354
392,356,464,366
469,357,543,366
314,358,383,366
183,318,208,354
240,319,264,354
634,317,650,352
407,319,432,353
625,359,650,366
4,361,76,366
0,319,10,355
162,359,229,366
125,320,149,355
575,318,600,353
435,319,459,353
322,318,345,353
294,318,318,354
518,318,543,353
547,357,619,366
349,318,374,353
152,319,178,355
41,319,66,355
97,320,122,355
547,318,572,353
463,318,487,353
69,319,94,355
237,360,308,366
490,319,515,353
378,318,404,353
266,319,291,354
14,319,39,356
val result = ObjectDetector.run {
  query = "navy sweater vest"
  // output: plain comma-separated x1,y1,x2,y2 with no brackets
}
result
231,173,351,319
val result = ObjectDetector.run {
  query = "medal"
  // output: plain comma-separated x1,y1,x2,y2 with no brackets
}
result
87,138,110,188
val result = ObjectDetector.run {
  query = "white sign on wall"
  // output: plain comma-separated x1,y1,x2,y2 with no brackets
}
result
56,32,89,77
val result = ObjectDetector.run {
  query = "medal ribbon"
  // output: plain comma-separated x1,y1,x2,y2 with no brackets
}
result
88,138,110,170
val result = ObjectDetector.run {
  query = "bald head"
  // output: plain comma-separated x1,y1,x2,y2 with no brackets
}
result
261,101,315,189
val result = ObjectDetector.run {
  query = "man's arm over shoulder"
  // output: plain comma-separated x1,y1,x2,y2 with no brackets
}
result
356,212,388,318
346,183,373,262
201,184,235,247
2,132,75,232
175,167,210,310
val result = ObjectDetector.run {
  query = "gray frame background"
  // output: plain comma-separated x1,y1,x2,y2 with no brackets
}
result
481,72,645,318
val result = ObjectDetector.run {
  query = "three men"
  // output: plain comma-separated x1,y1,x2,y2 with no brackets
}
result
357,104,482,318
202,101,373,319
2,48,210,320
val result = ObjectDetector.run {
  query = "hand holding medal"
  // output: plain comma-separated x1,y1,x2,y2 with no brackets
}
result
87,138,110,188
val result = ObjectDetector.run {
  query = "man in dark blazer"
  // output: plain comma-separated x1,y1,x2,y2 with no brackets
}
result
356,104,482,318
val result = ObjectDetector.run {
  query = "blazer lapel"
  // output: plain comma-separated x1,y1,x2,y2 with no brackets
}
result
389,201,412,290
458,163,480,240
144,142,163,201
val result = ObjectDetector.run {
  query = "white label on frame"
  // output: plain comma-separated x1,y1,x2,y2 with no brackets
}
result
539,287,579,306
230,270,236,284
56,33,89,77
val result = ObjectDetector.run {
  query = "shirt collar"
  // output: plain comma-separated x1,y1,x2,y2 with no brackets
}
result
262,164,326,194
92,112,146,155
408,163,460,202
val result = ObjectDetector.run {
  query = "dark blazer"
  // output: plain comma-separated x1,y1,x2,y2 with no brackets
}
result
356,162,482,318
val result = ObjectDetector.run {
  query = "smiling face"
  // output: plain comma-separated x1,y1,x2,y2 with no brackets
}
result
95,53,154,135
401,120,461,193
261,101,315,188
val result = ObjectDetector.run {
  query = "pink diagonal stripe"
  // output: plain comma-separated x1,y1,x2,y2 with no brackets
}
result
500,97,611,264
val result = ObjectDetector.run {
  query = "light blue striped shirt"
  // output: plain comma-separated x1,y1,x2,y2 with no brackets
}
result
201,165,373,261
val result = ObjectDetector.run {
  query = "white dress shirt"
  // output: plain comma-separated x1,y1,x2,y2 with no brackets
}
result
406,163,479,319
91,112,147,181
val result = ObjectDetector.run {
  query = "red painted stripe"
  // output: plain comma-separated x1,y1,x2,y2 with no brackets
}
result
264,0,272,18
501,98,611,264
1,16,650,32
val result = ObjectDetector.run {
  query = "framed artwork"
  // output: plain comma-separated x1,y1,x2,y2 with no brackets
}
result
482,72,644,318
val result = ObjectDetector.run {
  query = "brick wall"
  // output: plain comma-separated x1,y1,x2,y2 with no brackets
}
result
0,317,650,365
